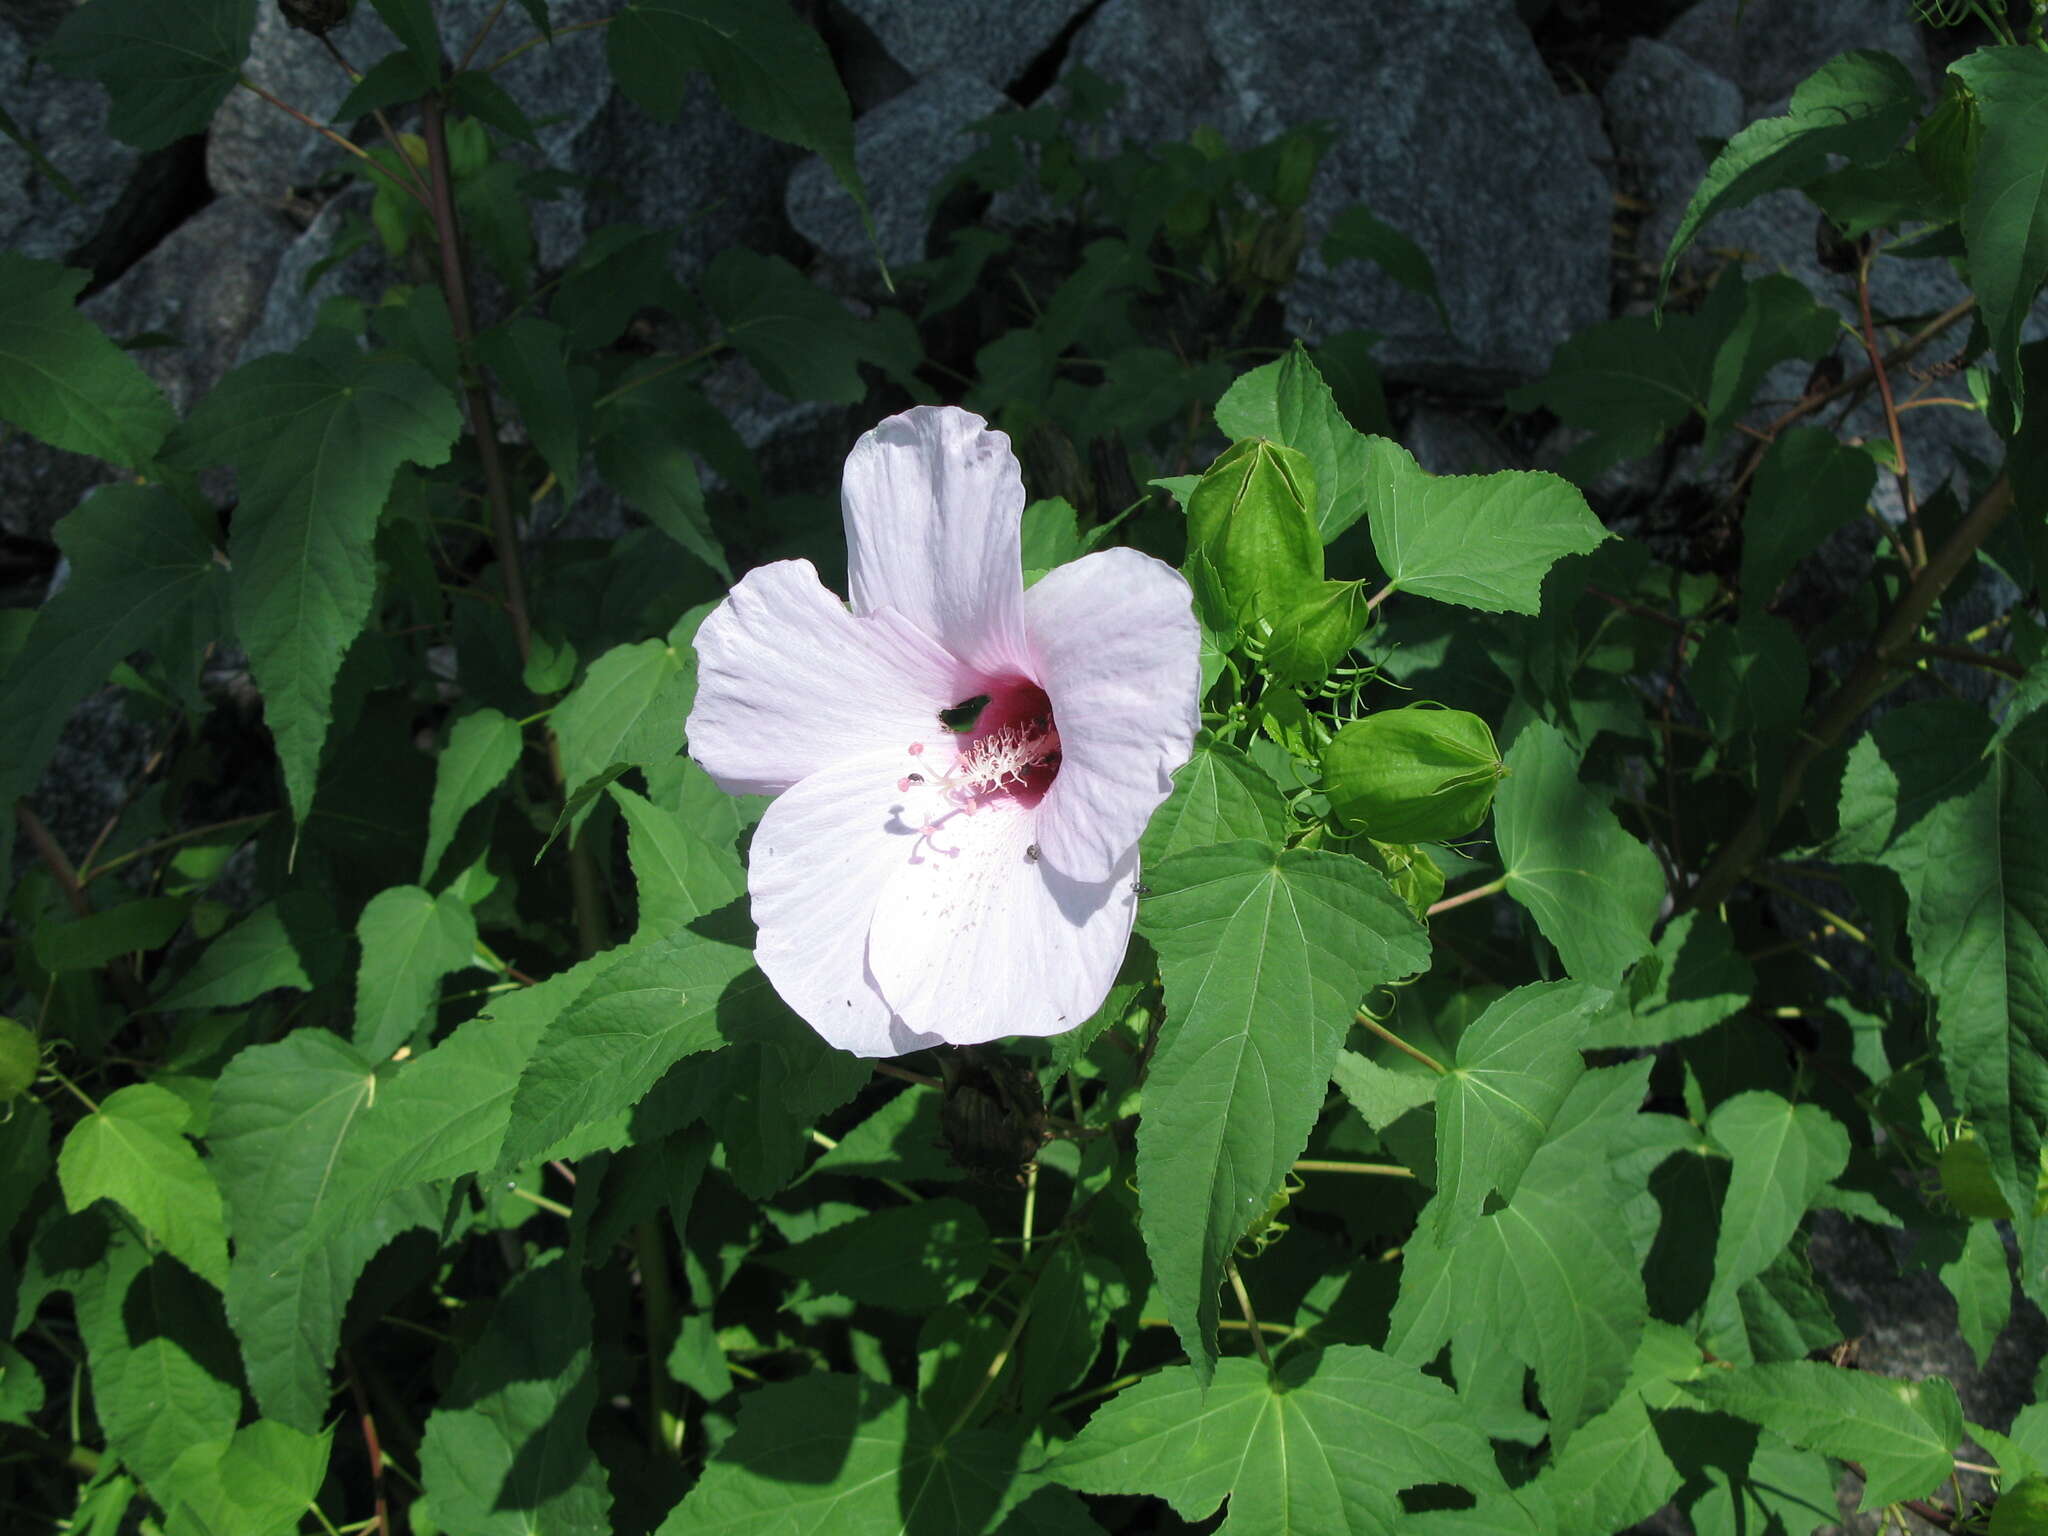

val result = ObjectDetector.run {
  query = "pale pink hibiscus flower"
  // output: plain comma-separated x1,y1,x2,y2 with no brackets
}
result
685,406,1200,1057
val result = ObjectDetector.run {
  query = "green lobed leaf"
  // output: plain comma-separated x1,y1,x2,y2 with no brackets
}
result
657,1372,1031,1536
684,998,870,1198
1496,722,1664,985
496,919,762,1168
1391,1142,1647,1443
1322,206,1449,330
208,1029,442,1430
0,254,175,464
1049,1346,1501,1535
1740,425,1875,618
1332,1049,1437,1132
593,365,731,576
612,781,746,938
702,247,911,402
1214,343,1376,541
1134,841,1429,1382
1683,1360,1962,1511
421,707,525,883
0,485,222,838
554,636,693,799
43,0,256,149
1660,49,1921,298
159,1420,331,1536
34,897,188,973
1951,47,2048,423
1433,981,1605,1247
1139,735,1290,867
1527,1393,1681,1534
761,1198,994,1311
1591,910,1753,1047
168,344,462,824
58,1083,229,1292
1701,1093,1849,1343
1938,1219,2013,1369
476,316,585,506
1834,703,2048,1222
608,0,866,225
416,1257,612,1536
1700,276,1840,449
155,901,311,1010
65,1220,243,1487
1364,438,1607,614
353,885,478,1061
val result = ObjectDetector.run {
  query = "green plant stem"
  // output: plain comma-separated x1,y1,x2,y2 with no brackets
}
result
239,78,430,208
487,14,610,72
1911,641,2027,680
1224,1257,1275,1376
632,1220,683,1456
506,1185,574,1218
590,341,729,410
79,811,275,885
1354,1012,1447,1074
1684,473,2015,914
418,91,611,951
17,805,153,1016
1426,876,1505,917
1293,1159,1416,1178
1365,582,1394,613
418,94,533,666
944,1284,1037,1439
1855,249,1927,573
458,0,511,71
1021,1160,1039,1262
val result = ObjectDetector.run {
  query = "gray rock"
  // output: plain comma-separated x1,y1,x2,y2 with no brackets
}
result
209,1,402,202
575,74,801,282
83,197,296,413
235,190,391,363
0,22,138,264
1062,0,1614,387
438,0,614,271
1662,0,1934,109
840,0,1095,89
1604,37,1745,265
786,71,1009,273
1404,405,1518,477
0,0,71,46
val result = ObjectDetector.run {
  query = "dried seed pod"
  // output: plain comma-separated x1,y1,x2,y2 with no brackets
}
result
279,0,354,34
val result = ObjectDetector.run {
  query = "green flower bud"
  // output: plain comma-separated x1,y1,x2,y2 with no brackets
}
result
1263,579,1368,686
1185,438,1321,628
1322,706,1503,844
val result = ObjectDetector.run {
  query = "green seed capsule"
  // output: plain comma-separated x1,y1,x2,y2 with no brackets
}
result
1321,706,1504,844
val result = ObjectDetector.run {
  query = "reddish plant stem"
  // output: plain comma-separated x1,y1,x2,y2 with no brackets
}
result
1684,474,2015,914
342,1355,391,1536
417,94,534,666
1856,251,1927,572
240,78,430,208
17,805,152,1016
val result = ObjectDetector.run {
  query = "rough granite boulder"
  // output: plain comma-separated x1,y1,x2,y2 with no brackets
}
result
1662,0,1935,107
0,19,140,264
208,2,402,201
786,70,1009,273
839,0,1095,90
1067,0,1615,388
83,197,297,413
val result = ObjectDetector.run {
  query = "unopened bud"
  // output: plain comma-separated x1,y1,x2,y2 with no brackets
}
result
279,0,354,34
1321,705,1503,844
1185,437,1321,627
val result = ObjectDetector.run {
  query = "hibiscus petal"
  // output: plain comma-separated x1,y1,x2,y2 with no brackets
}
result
687,559,968,797
748,750,950,1058
842,406,1030,677
1025,548,1202,882
867,798,1137,1046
